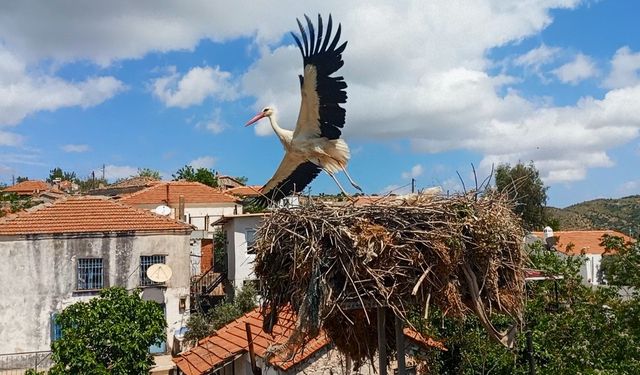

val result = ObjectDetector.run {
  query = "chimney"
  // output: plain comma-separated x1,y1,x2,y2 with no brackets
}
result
178,195,185,221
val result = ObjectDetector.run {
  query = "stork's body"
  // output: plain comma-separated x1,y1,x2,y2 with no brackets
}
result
246,14,361,207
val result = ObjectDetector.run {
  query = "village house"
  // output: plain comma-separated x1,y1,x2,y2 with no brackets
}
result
117,181,242,276
0,196,193,371
531,229,634,285
174,307,445,375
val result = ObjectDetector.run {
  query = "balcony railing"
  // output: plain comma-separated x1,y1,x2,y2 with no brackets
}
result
0,350,52,373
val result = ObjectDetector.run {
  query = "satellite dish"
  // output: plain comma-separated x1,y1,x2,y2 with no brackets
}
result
147,263,173,283
153,205,171,216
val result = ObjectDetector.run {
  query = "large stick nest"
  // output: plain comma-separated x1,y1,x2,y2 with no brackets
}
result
254,192,526,363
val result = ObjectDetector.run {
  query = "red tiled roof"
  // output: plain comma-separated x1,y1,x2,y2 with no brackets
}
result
0,196,192,235
174,307,445,375
2,180,51,194
118,181,239,205
225,185,263,197
532,230,634,255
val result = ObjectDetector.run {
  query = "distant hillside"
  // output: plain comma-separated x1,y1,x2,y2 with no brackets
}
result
546,195,640,236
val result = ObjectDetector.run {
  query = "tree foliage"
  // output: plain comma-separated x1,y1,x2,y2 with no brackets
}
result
600,234,640,288
416,239,640,374
495,162,548,231
135,168,162,180
16,176,29,183
172,165,218,187
185,284,258,345
49,287,166,375
47,167,78,183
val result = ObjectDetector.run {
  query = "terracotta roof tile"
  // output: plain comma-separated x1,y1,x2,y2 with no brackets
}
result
532,230,634,255
174,307,445,374
2,180,51,194
0,196,192,235
118,181,239,205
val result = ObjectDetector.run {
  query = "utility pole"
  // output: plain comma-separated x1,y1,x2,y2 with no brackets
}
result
101,164,105,181
411,178,415,194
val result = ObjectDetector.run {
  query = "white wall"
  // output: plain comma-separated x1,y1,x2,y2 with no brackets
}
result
225,216,263,289
582,254,603,285
0,232,191,360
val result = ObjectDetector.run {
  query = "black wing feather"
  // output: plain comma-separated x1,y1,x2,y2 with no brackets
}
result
293,13,348,140
248,161,321,208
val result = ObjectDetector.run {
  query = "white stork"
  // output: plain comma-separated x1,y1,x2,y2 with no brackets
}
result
245,14,361,207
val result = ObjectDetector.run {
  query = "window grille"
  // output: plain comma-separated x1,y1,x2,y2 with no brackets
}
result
140,255,166,286
246,229,256,255
51,313,62,341
77,258,104,290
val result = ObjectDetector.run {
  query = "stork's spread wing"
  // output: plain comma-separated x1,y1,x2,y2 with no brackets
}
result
291,14,347,141
248,153,321,208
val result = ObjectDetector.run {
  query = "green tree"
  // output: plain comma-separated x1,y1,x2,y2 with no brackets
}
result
47,167,77,183
495,162,548,231
16,176,29,183
135,168,161,180
172,165,218,187
49,287,166,375
233,176,248,185
417,241,640,374
185,284,258,345
600,234,640,288
77,174,108,192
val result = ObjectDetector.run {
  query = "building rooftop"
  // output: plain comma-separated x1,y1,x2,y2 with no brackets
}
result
0,196,192,236
2,180,52,195
118,181,239,205
531,230,634,255
174,307,444,375
225,185,263,197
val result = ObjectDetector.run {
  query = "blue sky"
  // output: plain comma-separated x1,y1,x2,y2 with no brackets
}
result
0,1,638,207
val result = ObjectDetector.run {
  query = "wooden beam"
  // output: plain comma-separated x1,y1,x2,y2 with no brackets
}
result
377,307,387,375
395,315,406,375
245,322,261,375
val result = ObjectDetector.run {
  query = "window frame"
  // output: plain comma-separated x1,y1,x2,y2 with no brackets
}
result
245,228,257,255
140,255,167,287
76,257,104,290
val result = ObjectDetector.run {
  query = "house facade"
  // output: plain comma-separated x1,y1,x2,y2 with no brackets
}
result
214,213,267,291
118,181,241,275
532,229,634,285
0,197,193,370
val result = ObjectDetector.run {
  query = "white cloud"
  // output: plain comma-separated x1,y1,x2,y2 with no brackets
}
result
0,46,125,126
514,44,561,72
61,144,90,153
189,156,216,169
0,131,23,146
195,108,226,134
152,65,237,108
101,165,138,181
552,53,598,84
401,164,424,179
603,46,640,89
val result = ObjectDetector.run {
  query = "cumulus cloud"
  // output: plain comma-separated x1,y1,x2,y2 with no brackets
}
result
153,66,237,108
401,164,424,179
552,53,598,84
0,46,125,126
195,108,227,134
189,156,216,169
603,46,640,89
617,180,640,196
101,165,138,181
514,44,561,80
61,144,90,153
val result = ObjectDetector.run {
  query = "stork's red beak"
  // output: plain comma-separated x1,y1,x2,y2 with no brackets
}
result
245,112,265,127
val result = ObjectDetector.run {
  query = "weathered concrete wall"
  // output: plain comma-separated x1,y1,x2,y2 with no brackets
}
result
0,232,191,362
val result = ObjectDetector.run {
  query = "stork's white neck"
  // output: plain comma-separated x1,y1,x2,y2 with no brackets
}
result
267,114,292,147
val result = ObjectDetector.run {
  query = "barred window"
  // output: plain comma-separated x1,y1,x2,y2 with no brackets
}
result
140,255,166,286
246,229,256,255
77,258,104,290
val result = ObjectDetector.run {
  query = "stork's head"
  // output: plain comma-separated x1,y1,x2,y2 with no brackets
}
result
245,107,274,126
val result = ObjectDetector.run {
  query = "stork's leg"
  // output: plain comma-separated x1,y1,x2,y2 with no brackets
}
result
342,167,363,192
326,171,350,197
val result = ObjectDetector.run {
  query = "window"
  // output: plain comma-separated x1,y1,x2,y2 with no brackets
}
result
77,258,104,290
140,255,166,286
51,313,62,341
245,229,256,255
